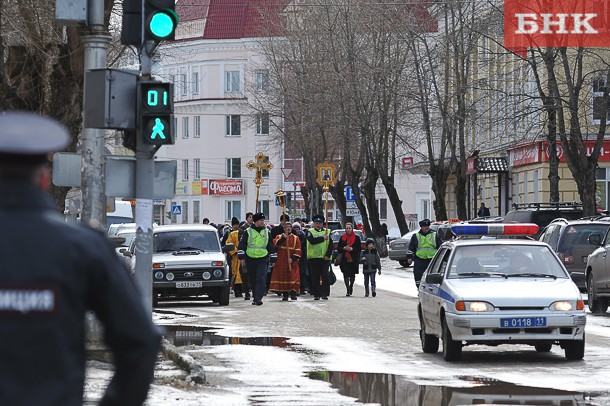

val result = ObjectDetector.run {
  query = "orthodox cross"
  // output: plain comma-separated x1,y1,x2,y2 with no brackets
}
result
246,152,274,211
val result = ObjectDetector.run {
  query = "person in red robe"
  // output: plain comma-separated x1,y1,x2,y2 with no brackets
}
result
270,222,302,301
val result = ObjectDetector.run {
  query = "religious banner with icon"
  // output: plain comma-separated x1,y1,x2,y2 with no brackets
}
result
315,161,337,230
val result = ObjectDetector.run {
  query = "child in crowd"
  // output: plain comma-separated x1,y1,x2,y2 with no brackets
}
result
360,238,382,297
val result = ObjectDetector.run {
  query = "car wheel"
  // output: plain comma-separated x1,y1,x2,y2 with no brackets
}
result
418,307,439,353
534,343,552,352
587,274,609,314
441,317,462,362
564,333,585,361
218,285,230,306
399,260,410,268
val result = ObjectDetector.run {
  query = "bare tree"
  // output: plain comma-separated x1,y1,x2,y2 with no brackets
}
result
0,0,117,210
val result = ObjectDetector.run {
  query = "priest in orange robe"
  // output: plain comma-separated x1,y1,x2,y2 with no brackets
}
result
270,222,302,301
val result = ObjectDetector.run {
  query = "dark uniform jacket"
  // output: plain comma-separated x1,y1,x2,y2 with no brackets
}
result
0,180,161,405
237,225,275,262
407,230,443,273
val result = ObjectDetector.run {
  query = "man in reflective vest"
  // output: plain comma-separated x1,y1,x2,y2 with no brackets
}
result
306,214,334,300
407,219,443,288
238,212,275,306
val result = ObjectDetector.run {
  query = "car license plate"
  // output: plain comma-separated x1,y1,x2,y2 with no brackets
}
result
176,281,202,288
500,317,546,328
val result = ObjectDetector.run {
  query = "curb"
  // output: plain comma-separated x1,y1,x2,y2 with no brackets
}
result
160,338,206,384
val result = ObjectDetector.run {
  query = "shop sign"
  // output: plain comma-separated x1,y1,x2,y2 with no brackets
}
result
209,179,244,196
192,180,202,195
543,140,610,163
510,142,541,167
466,157,477,174
175,181,188,196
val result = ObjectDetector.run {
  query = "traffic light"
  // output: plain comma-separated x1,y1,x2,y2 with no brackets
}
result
121,0,142,46
138,80,174,145
144,0,178,42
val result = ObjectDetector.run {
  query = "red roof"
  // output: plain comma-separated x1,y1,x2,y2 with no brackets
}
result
176,0,436,40
176,0,287,39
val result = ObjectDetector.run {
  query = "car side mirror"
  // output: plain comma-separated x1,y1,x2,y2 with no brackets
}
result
425,273,443,284
118,247,128,254
222,243,235,253
588,233,603,246
122,251,133,258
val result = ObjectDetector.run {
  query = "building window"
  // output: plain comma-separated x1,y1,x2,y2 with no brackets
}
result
174,116,178,136
192,72,199,94
194,116,201,138
257,200,270,218
180,73,187,96
593,77,610,124
376,198,388,221
262,155,270,178
182,159,189,181
225,70,240,93
182,201,189,224
194,158,201,179
226,200,242,221
256,113,270,135
226,158,241,178
193,201,200,224
256,70,269,91
226,115,241,136
182,116,189,138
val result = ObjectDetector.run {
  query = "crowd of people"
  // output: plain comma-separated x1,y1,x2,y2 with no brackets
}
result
205,213,384,305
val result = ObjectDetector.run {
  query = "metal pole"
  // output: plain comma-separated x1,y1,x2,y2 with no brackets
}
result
81,0,111,229
133,38,156,315
324,186,329,231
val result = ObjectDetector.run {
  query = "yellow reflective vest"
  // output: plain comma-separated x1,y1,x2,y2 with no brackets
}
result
307,228,329,259
246,228,269,258
416,231,437,259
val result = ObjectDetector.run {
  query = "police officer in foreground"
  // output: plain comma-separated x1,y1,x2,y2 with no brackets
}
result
407,219,443,288
238,212,275,306
0,111,161,405
307,214,333,300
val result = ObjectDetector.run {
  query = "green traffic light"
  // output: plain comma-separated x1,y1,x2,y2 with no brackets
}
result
149,11,177,40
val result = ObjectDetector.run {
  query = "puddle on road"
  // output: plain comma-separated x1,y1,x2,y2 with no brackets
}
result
162,325,599,405
162,325,292,348
309,372,597,406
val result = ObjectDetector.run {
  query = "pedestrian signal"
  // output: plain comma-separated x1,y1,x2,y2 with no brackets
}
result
138,80,174,145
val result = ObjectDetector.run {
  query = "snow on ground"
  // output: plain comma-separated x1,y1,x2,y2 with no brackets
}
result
85,256,610,405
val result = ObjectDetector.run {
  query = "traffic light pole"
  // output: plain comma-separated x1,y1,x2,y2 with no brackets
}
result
81,0,111,229
134,51,155,314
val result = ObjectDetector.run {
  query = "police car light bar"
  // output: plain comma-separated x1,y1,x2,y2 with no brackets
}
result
450,223,539,236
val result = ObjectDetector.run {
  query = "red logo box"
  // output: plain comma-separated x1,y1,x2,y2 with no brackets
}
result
504,0,610,55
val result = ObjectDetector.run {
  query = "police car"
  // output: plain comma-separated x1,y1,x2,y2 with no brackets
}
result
417,223,586,362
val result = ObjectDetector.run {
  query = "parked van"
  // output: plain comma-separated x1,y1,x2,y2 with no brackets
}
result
106,199,134,230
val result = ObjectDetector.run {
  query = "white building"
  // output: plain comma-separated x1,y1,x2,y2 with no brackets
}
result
155,0,432,229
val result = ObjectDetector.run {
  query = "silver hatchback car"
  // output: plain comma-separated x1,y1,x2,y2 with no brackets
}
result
418,233,585,362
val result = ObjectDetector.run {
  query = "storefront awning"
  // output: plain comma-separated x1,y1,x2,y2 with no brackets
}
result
475,157,508,173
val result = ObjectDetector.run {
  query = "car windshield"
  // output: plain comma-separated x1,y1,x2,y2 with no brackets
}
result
117,232,136,247
558,224,610,250
447,244,568,279
154,231,220,253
